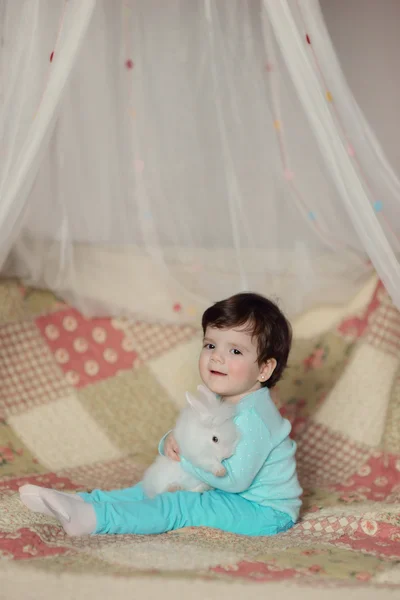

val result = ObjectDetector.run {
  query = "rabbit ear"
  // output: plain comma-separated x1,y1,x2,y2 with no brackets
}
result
185,391,212,420
196,384,220,408
197,385,237,422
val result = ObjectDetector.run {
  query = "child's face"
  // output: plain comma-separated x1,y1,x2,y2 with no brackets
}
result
199,324,267,404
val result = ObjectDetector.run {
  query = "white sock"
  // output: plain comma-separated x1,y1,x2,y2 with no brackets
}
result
41,490,97,536
19,484,84,517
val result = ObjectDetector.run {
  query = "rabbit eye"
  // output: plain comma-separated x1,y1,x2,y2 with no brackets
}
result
212,436,219,443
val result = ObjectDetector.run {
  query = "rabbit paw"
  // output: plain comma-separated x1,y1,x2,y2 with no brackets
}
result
167,485,183,493
213,466,226,477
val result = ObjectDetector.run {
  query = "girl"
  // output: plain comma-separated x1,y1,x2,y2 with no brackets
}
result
19,292,302,537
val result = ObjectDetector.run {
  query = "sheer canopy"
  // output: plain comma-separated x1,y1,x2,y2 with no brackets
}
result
1,0,399,323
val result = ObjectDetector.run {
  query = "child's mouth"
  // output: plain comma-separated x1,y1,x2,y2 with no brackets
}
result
210,370,227,376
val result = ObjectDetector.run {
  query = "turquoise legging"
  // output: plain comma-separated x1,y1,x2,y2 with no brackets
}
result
78,483,294,537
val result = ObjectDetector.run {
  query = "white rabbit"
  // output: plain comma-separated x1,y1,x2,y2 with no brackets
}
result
142,385,239,498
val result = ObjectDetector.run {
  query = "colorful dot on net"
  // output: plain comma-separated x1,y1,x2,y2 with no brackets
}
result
373,200,383,212
326,91,333,102
50,51,54,63
125,59,134,69
191,263,203,273
273,120,281,131
308,211,316,221
134,159,145,173
173,303,182,313
347,144,355,156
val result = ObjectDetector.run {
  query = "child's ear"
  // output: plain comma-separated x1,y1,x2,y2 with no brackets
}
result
258,358,277,384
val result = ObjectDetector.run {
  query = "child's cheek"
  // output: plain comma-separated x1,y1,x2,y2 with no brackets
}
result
198,353,208,376
228,360,248,381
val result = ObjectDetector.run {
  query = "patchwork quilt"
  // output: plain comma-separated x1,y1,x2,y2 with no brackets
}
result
0,277,400,595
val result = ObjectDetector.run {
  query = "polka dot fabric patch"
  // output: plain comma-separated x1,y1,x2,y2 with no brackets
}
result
36,309,139,389
0,321,71,417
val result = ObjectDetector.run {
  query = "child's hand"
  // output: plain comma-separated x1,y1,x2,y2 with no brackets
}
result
164,433,180,461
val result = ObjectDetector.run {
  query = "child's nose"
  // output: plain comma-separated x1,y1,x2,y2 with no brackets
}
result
212,350,224,363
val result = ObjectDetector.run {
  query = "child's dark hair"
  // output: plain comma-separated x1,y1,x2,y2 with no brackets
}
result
202,292,292,388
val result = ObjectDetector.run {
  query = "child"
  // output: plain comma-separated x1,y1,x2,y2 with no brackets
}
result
19,292,302,537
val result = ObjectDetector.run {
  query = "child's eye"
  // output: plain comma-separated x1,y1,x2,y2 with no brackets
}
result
204,343,215,350
230,348,242,355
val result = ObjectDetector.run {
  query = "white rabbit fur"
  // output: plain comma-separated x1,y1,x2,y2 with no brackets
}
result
142,385,239,498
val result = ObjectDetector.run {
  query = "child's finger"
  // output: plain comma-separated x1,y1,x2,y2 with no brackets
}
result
166,446,180,462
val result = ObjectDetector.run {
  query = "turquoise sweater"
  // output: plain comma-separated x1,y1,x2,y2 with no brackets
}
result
160,386,303,522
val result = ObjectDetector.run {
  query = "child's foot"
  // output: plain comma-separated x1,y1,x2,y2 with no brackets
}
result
41,491,97,536
19,484,84,517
